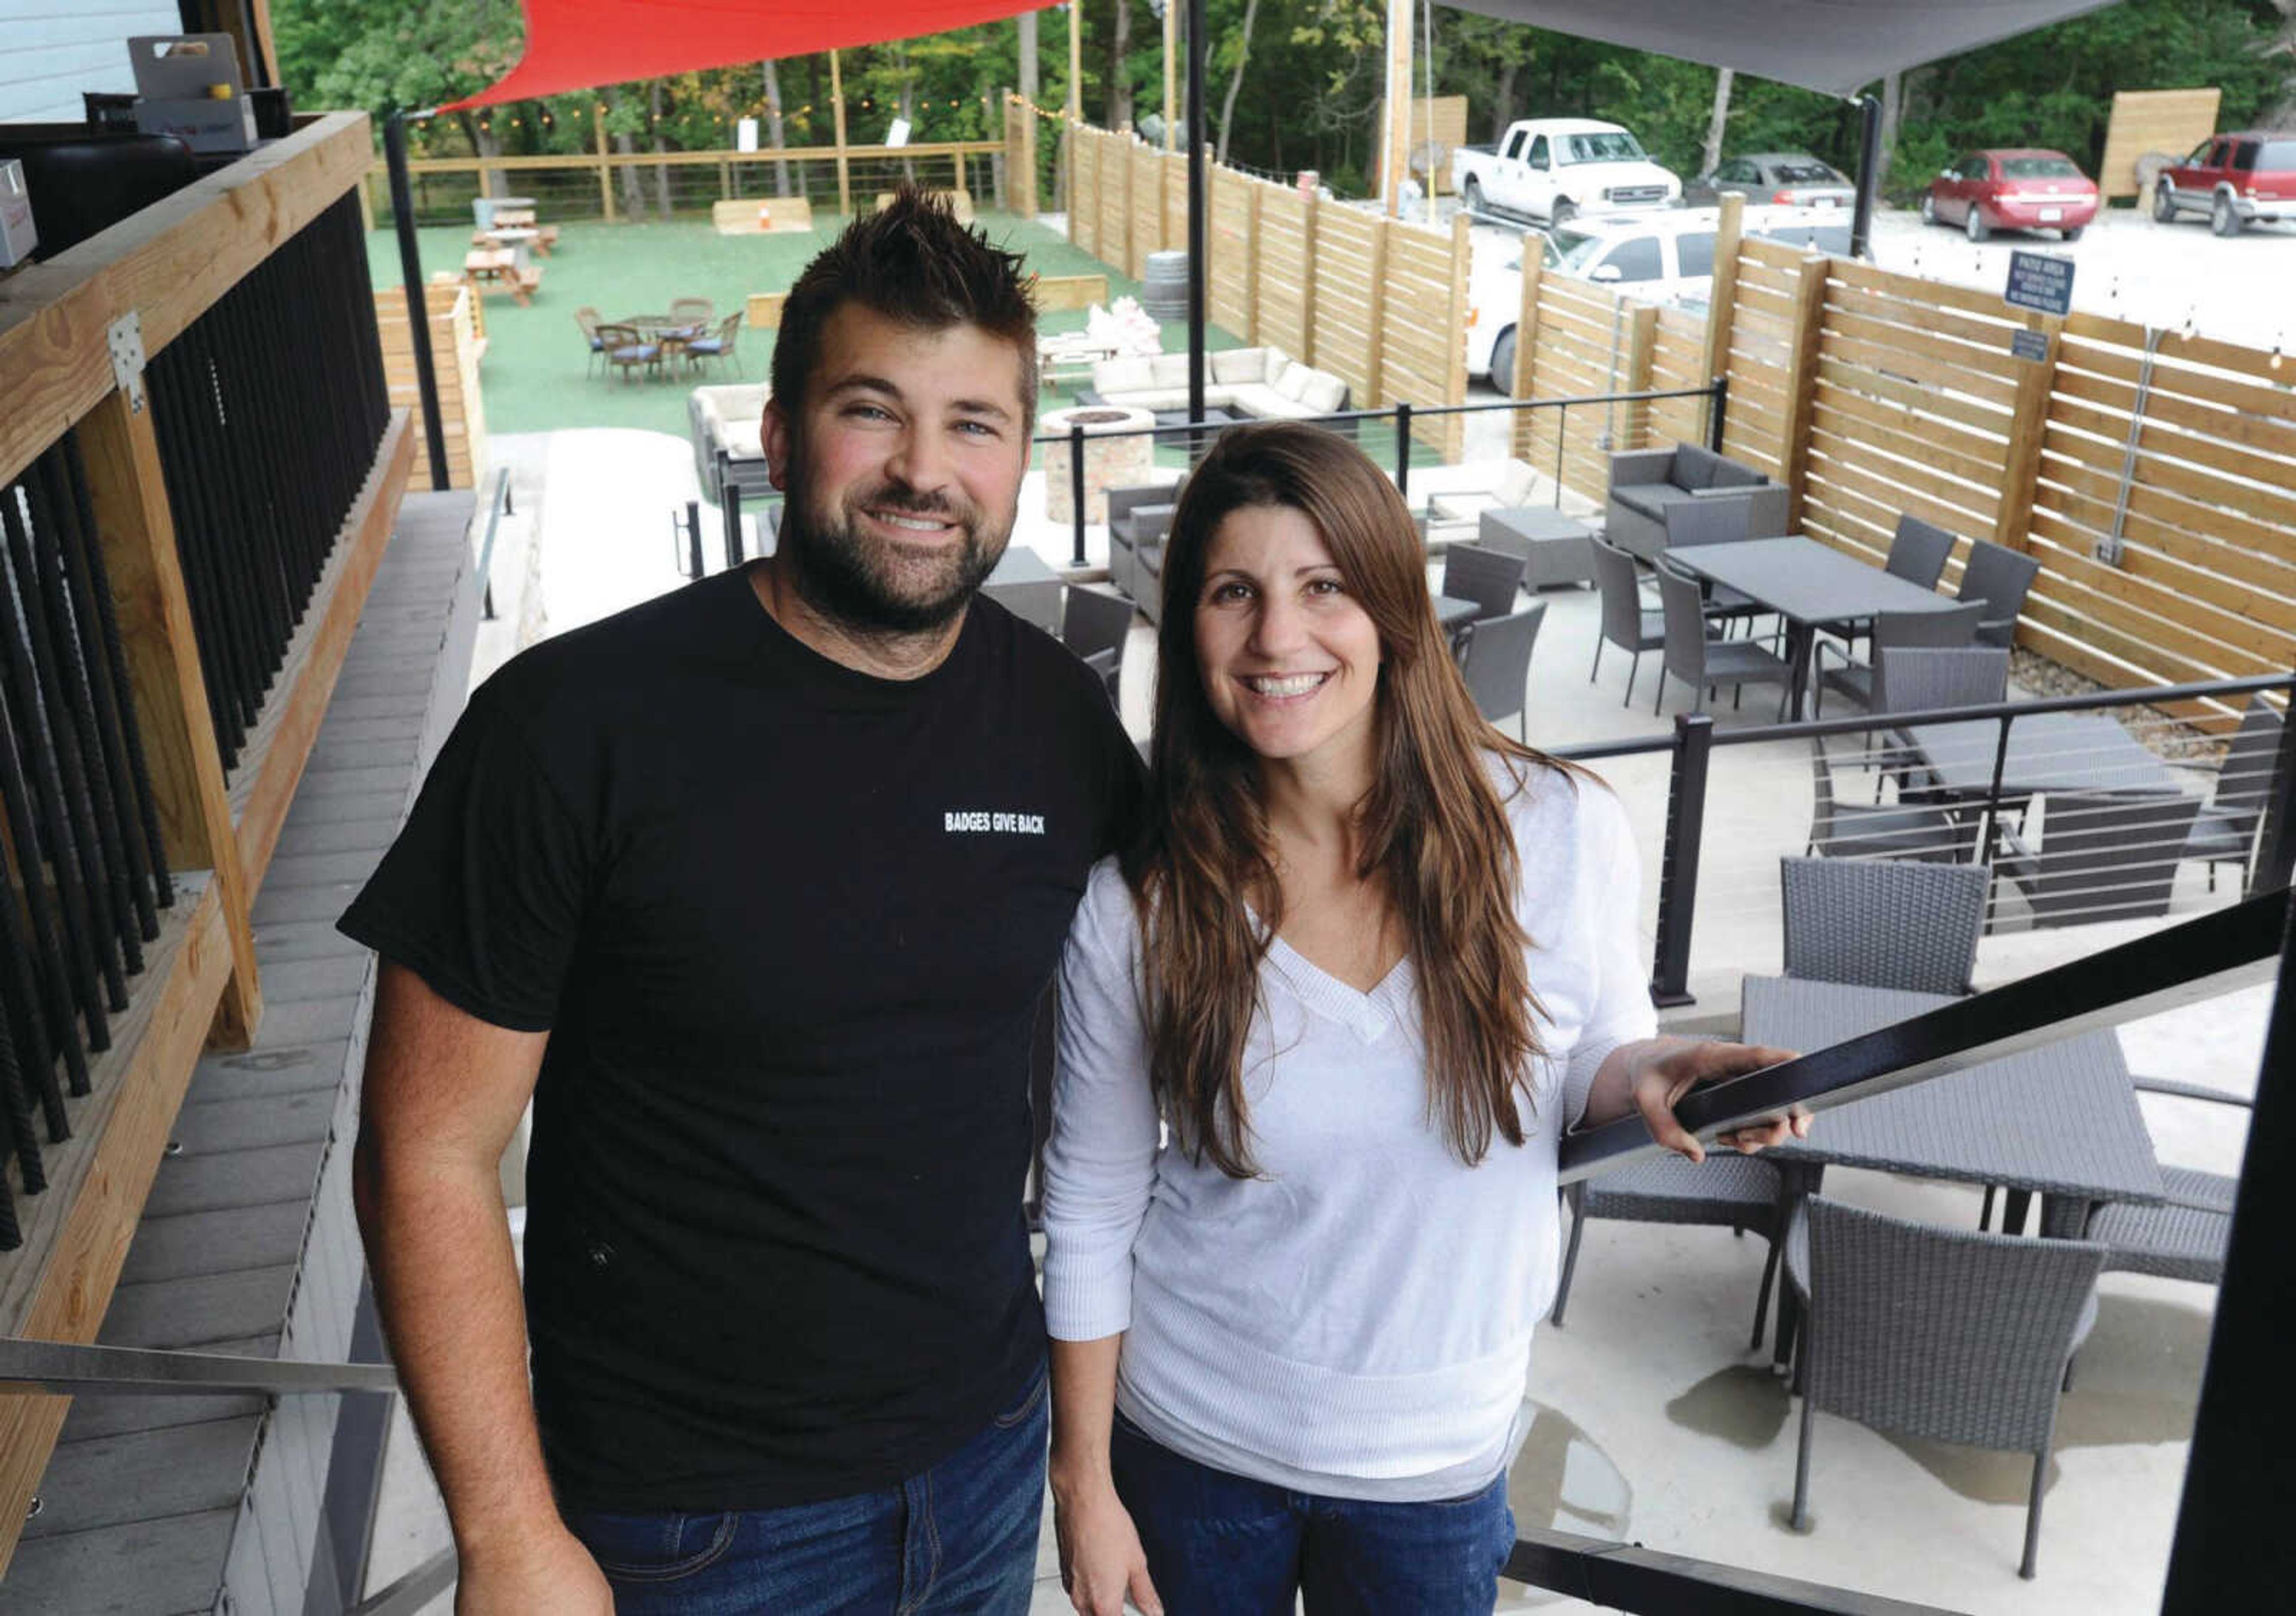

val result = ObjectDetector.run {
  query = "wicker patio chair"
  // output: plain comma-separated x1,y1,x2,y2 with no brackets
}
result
594,322,660,384
1779,856,1986,995
1589,535,1665,708
1440,542,1527,638
1550,1148,1787,1350
1885,513,1958,590
1655,562,1792,719
681,312,744,377
1656,494,1764,632
2083,1077,2245,1285
1784,1196,2106,1579
1812,604,1985,717
1061,586,1134,709
2181,696,2284,893
1955,538,2041,647
1457,600,1546,740
1805,740,1968,862
668,295,716,327
575,306,606,377
1999,789,2204,927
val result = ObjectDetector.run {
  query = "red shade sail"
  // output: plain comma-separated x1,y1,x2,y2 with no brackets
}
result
439,0,1054,112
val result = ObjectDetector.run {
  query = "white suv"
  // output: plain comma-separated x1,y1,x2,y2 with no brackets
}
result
1464,208,1854,391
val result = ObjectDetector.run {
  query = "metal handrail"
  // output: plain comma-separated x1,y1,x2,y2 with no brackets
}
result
1560,889,2286,1184
0,1337,398,1398
1503,1523,1957,1612
347,1547,457,1616
1028,382,1725,447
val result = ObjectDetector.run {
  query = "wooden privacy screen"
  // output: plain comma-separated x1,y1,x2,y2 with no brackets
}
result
2097,89,2222,199
375,284,488,490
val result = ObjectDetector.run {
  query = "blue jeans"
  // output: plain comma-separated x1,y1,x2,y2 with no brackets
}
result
561,1361,1047,1614
1110,1412,1514,1616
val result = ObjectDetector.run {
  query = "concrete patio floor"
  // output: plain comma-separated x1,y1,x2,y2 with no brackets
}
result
358,425,2266,1614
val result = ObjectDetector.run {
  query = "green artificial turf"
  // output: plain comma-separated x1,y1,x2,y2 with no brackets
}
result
364,211,1435,474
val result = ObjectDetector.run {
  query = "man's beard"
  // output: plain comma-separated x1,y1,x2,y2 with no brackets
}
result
778,465,1012,636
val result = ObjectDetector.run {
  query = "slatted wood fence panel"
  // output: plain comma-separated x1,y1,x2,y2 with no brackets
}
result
1253,181,1315,363
1800,257,2021,574
1095,132,1131,277
1161,151,1189,255
1649,305,1711,453
1310,205,1384,410
374,286,486,490
1715,237,1806,484
1209,167,1257,340
2097,88,2221,199
1128,139,1167,277
1518,277,1640,502
1382,217,1467,459
2027,312,2296,722
1069,127,1100,258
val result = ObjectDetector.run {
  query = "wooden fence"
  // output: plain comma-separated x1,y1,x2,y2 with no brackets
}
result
1071,126,1469,457
375,283,488,490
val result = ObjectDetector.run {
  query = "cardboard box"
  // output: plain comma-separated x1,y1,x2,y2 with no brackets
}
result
0,160,36,270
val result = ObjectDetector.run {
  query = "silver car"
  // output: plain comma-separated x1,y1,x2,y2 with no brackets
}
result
1684,153,1857,210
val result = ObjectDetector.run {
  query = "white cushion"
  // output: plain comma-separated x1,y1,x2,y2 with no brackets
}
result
1229,385,1293,416
1299,372,1347,414
1261,346,1292,382
1210,348,1263,385
1275,364,1317,403
1097,357,1155,394
1150,353,1189,386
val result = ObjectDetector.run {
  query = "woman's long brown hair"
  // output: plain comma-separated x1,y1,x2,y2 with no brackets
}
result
1127,422,1571,1178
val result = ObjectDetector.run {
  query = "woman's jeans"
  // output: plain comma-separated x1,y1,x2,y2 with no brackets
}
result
560,1360,1048,1615
1110,1411,1515,1615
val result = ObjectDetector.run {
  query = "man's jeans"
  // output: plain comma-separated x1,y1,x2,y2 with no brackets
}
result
561,1361,1047,1615
1110,1410,1515,1616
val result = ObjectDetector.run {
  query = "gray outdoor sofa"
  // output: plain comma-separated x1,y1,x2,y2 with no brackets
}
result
1605,442,1789,562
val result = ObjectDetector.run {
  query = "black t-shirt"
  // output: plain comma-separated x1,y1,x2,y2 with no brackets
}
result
340,564,1141,1509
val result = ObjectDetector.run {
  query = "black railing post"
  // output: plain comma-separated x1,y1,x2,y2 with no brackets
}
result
384,111,452,493
1976,714,2015,876
1650,712,1713,1007
722,484,746,570
1849,93,1882,263
1068,422,1088,569
1394,403,1412,502
1708,375,1730,455
685,499,705,581
2251,685,2296,897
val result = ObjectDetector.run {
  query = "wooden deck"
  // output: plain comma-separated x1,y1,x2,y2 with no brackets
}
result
0,489,481,1615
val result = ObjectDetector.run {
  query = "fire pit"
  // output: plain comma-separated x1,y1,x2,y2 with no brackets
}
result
1042,404,1155,525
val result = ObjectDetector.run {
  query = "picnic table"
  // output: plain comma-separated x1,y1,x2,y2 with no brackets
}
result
1664,536,1965,717
466,248,544,306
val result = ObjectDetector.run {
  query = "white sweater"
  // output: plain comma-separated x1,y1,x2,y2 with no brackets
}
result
1042,761,1657,1501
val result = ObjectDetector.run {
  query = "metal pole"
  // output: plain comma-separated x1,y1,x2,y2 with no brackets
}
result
1069,423,1088,568
2250,681,2296,897
1650,712,1713,1007
723,484,746,570
685,499,705,581
1849,93,1882,263
1185,0,1207,424
385,112,453,492
1394,403,1412,501
1707,376,1730,456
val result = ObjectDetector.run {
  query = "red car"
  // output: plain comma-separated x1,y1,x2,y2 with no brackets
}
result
1921,149,2099,242
2154,131,2296,236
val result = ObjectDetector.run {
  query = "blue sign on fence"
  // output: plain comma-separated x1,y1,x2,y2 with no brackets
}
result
2004,251,2074,318
2011,328,2051,364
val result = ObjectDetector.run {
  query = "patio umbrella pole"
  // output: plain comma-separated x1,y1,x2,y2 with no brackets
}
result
386,111,454,493
1849,92,1881,262
1186,0,1207,426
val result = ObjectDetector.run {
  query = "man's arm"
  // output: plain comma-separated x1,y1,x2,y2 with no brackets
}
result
352,961,611,1613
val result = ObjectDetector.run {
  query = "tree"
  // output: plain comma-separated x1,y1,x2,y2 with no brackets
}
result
1701,68,1733,176
1216,0,1263,162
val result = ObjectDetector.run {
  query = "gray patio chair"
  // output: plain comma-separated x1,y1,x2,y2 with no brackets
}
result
1590,535,1664,708
1457,600,1545,739
1550,1146,1787,1350
1812,604,1986,716
1441,542,1527,624
2083,1077,2244,1285
1654,562,1792,719
1061,586,1134,709
1105,484,1177,606
1805,740,1968,862
1779,856,1986,995
1954,538,2041,647
1884,513,1958,590
1658,496,1765,632
1784,1196,2106,1580
2000,789,2204,926
2181,696,2283,892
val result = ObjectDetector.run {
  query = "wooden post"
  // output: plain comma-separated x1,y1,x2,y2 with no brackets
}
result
831,51,853,219
1992,312,2062,554
357,169,375,233
1701,191,1745,438
1366,217,1391,415
1016,96,1039,219
1443,210,1473,460
1511,246,1544,461
1622,302,1660,451
955,150,967,197
1299,187,1320,368
1242,178,1262,343
597,111,615,221
1162,0,1177,153
75,391,261,1048
1382,0,1412,217
1777,252,1831,532
1067,4,1083,219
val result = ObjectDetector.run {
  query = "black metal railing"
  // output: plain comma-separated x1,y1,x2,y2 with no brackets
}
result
0,432,177,1249
1031,380,1729,568
1546,672,2296,1005
145,190,391,774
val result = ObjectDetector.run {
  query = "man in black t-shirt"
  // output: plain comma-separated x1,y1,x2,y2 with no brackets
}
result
344,190,1141,1614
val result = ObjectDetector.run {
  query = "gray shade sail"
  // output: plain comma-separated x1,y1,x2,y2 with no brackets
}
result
1436,0,2126,97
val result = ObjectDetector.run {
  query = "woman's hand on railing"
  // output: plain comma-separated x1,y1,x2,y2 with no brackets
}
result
1595,1036,1809,1164
1051,1469,1162,1616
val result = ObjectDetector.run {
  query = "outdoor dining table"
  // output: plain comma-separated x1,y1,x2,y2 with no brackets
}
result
1741,972,2164,1362
1906,712,2188,799
463,248,515,288
1663,535,1965,717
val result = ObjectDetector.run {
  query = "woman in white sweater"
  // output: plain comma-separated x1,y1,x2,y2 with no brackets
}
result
1042,422,1804,1615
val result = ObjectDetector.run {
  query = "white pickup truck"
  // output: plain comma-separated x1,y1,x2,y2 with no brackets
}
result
1452,118,1681,226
